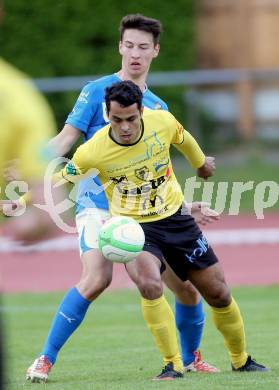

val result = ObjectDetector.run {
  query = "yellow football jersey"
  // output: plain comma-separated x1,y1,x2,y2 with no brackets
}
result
0,58,56,200
62,109,205,223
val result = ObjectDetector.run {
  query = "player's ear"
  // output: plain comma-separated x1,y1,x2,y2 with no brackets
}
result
119,41,123,55
153,43,160,59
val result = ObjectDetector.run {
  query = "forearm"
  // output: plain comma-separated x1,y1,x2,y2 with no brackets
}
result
48,133,73,157
48,124,81,157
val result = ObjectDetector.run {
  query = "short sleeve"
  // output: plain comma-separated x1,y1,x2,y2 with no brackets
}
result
65,82,97,134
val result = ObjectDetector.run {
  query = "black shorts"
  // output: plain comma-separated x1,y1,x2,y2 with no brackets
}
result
140,205,219,281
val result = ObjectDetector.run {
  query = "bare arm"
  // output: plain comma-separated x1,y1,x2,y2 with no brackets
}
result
48,124,81,157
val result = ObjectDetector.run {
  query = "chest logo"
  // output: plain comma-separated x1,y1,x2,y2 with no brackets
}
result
135,166,151,181
143,132,164,159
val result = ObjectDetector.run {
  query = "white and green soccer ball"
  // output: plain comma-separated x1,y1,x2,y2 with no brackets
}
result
98,216,145,263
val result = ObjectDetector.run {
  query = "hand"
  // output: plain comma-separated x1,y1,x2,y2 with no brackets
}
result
187,202,220,226
197,156,215,180
3,159,22,182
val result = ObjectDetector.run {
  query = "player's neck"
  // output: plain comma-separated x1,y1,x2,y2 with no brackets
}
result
117,69,147,92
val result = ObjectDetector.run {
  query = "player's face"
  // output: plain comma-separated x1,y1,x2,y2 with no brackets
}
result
119,29,159,78
108,101,143,145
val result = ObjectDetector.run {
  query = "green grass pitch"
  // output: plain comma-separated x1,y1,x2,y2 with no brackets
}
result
3,286,279,389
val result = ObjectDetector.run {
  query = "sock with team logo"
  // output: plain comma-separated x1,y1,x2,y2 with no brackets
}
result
175,299,205,365
41,287,91,364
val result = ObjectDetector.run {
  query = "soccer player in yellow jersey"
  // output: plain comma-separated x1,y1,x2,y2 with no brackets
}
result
0,58,61,241
0,2,64,386
0,53,57,388
61,80,268,378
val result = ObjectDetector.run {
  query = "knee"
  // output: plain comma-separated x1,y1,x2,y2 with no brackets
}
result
137,277,163,300
206,286,231,308
173,282,200,305
78,273,112,300
93,275,112,294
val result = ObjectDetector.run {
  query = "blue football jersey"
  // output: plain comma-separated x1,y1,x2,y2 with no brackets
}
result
65,73,168,214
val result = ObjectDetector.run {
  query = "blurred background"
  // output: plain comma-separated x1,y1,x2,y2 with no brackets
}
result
1,0,278,216
1,3,279,387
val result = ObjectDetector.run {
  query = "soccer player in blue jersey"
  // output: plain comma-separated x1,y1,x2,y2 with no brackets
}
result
25,14,219,382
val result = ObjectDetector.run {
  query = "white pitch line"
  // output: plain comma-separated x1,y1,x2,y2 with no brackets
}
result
0,228,279,253
0,236,79,253
205,228,279,245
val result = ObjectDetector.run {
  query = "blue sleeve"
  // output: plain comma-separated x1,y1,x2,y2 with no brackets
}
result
65,83,97,134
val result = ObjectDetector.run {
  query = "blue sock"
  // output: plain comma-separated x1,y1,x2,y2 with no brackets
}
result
175,299,205,366
41,287,91,364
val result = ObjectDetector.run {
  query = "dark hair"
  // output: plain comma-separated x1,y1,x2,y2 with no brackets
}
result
119,14,162,45
105,81,143,113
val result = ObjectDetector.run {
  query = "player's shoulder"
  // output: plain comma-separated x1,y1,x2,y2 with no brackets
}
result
0,57,55,122
0,57,25,80
0,58,36,97
82,74,120,94
143,109,177,136
76,74,119,106
143,107,175,122
144,88,168,111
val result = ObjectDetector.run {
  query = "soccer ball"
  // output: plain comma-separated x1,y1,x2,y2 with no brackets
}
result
98,216,145,263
